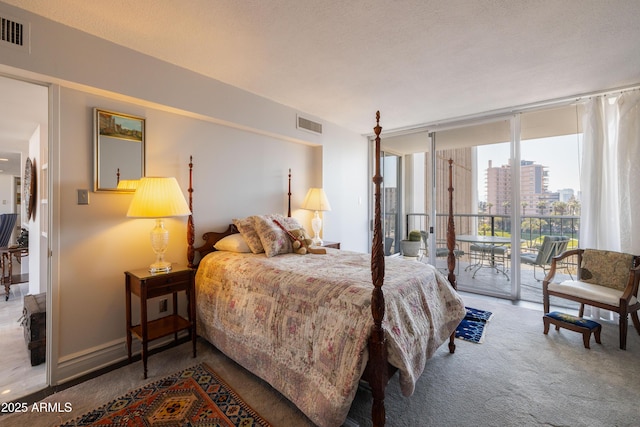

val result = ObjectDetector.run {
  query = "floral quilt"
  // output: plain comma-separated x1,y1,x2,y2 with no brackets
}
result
195,249,466,427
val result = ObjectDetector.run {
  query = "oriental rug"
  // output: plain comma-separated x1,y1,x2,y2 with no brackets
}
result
59,363,271,426
455,306,494,344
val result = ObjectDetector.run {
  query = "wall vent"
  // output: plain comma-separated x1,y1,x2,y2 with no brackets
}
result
1,15,28,51
297,115,323,135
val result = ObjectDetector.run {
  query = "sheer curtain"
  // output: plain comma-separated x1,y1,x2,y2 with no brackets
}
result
580,92,640,320
580,92,640,254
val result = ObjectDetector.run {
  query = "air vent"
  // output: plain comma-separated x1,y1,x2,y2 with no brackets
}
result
297,115,323,135
1,15,28,51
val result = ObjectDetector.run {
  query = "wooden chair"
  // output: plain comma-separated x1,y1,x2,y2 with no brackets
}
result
543,248,640,349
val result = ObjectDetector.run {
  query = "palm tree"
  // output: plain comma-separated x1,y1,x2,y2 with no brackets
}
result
552,201,567,216
567,196,580,216
521,201,528,216
536,200,547,215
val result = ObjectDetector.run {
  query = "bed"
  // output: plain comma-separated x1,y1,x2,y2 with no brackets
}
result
186,112,466,427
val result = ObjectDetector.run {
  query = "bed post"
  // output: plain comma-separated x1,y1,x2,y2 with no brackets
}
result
446,158,457,353
287,168,292,217
187,155,195,268
370,111,388,427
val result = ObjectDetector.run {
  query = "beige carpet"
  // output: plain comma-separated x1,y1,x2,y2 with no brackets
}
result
2,294,639,427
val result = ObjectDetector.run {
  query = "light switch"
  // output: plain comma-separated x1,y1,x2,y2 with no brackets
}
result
77,189,89,205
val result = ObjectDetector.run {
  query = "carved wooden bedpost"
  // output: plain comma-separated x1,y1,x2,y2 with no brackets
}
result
187,156,195,268
446,158,457,353
370,111,388,427
287,168,292,218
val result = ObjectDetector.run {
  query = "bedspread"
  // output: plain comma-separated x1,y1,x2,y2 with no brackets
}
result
195,249,465,427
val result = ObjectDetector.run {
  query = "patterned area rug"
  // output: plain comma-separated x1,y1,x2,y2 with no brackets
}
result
455,307,494,344
60,363,271,426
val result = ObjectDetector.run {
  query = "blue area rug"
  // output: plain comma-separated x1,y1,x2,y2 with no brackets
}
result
455,306,494,343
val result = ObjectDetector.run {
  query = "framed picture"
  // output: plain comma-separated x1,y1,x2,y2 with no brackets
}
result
94,108,145,192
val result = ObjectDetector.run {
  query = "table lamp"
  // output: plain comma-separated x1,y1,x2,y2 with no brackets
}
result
126,177,191,272
302,187,332,246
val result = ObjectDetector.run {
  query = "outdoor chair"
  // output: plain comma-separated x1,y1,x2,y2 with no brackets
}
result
543,248,640,350
384,237,394,256
419,231,464,272
521,235,570,281
468,243,509,279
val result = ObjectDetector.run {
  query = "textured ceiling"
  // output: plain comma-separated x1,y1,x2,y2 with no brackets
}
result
3,0,640,136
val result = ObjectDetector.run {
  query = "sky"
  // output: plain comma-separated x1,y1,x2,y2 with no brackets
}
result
476,134,583,201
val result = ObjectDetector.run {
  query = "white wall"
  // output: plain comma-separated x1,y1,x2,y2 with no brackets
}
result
0,2,369,383
0,175,13,214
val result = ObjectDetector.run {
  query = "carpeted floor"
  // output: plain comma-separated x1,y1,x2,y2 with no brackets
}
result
2,294,639,427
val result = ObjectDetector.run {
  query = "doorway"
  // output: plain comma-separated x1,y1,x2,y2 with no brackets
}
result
0,74,49,401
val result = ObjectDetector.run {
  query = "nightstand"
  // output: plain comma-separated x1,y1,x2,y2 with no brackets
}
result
125,265,196,378
322,241,341,249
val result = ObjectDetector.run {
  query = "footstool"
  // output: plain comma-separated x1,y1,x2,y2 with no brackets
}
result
543,311,602,349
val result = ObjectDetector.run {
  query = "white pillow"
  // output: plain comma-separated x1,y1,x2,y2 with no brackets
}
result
213,233,251,253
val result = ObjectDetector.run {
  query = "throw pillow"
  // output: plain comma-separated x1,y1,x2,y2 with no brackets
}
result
232,216,264,254
213,233,251,253
580,249,634,291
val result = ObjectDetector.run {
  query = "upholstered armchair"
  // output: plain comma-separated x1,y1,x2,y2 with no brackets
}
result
543,248,640,349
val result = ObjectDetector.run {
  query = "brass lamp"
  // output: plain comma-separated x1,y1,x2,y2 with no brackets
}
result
126,177,191,272
302,187,332,246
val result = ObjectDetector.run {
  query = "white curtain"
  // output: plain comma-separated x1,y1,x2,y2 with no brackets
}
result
580,92,640,254
580,92,640,320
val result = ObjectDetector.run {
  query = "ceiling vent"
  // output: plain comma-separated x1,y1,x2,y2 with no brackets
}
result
1,15,28,51
297,115,323,135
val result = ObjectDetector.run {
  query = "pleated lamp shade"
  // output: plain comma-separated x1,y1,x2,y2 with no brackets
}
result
126,177,190,218
302,188,332,212
126,177,191,272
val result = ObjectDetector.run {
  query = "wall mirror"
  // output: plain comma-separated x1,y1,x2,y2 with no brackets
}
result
94,108,145,192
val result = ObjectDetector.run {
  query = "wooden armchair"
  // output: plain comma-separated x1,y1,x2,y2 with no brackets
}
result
543,248,640,349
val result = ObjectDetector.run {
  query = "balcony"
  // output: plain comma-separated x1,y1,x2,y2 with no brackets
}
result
392,213,581,308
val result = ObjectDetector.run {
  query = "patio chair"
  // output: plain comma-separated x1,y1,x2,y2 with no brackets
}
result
543,248,640,350
521,235,570,281
419,231,464,272
468,243,510,279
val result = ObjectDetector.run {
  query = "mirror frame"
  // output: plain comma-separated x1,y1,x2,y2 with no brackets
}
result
94,108,145,192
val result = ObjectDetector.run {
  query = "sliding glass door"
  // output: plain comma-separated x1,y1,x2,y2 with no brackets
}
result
375,150,402,256
431,119,514,298
518,105,583,303
374,103,584,304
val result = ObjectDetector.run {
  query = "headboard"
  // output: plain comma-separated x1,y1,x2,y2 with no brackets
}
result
186,158,292,268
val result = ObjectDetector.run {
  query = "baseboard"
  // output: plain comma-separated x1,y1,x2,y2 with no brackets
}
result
54,333,188,385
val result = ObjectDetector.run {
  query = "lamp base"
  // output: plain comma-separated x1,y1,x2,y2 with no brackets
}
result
311,210,323,247
149,261,172,273
149,218,171,273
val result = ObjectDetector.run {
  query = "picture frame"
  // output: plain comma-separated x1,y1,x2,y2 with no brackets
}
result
94,108,145,192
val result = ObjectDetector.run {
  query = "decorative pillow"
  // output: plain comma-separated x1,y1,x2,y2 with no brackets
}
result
213,233,251,253
232,217,264,254
580,249,634,291
253,214,303,257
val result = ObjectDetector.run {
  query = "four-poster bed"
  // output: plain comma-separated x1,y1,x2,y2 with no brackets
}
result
186,112,465,427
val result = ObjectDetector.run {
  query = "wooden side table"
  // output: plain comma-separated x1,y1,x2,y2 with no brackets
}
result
125,265,196,378
322,241,341,249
